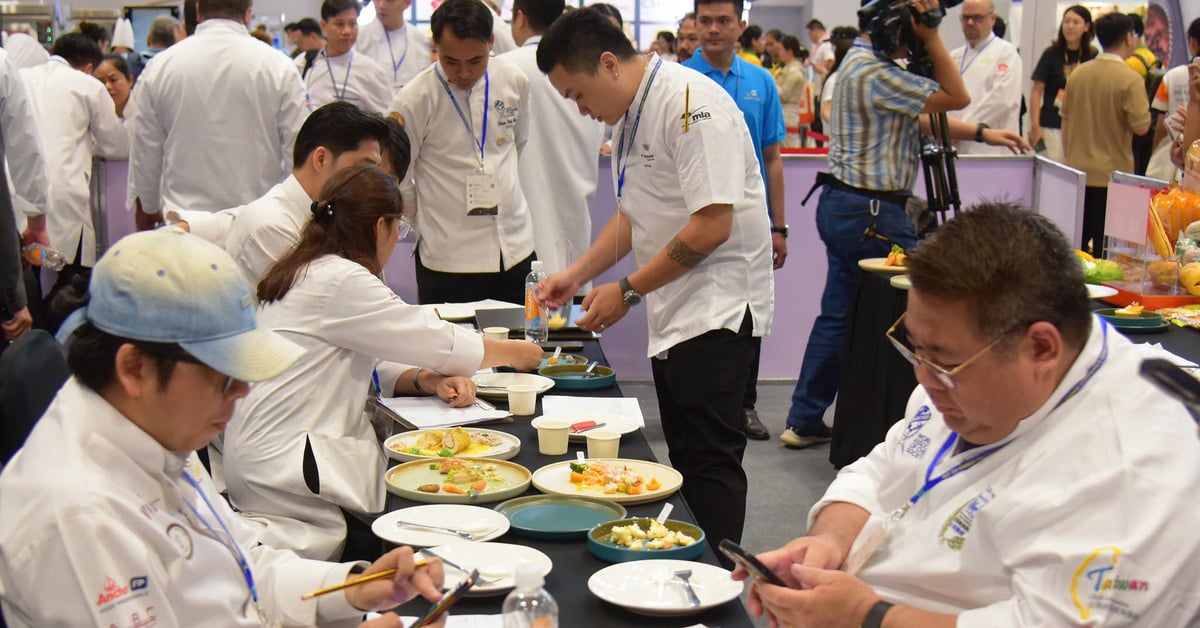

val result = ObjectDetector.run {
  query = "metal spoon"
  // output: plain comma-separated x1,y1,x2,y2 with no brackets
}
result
674,569,701,607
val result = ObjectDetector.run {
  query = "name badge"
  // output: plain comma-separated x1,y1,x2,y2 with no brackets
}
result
466,170,499,216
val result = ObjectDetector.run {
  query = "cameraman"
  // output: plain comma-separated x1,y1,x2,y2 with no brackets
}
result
781,0,1027,449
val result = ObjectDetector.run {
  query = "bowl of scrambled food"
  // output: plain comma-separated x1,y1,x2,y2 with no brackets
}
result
587,517,705,563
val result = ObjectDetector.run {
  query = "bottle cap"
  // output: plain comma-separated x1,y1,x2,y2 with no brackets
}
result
514,562,544,589
531,260,544,272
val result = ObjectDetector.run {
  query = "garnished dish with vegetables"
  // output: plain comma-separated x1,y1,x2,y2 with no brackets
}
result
391,427,504,458
416,459,511,497
568,461,662,496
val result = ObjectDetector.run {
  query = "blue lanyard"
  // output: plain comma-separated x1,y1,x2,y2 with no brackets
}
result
181,469,259,606
616,58,664,202
324,49,354,102
907,320,1109,509
959,35,996,75
383,23,408,79
436,69,489,166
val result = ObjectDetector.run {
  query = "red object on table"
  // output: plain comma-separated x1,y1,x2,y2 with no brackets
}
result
569,420,598,433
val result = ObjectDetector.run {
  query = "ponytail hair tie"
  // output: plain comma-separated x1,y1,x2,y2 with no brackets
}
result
311,200,335,225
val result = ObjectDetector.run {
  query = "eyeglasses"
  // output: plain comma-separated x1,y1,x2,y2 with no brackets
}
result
885,312,1022,390
176,352,243,395
960,13,994,23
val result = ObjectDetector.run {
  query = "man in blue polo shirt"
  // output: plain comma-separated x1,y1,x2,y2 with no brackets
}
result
683,0,786,441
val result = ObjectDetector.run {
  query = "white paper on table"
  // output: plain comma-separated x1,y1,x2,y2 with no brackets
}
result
541,395,646,428
1134,343,1200,368
370,614,502,627
377,396,508,429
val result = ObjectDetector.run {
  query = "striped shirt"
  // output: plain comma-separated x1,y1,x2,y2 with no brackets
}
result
828,43,938,192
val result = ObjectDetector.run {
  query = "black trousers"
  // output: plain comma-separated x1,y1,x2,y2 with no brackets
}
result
651,309,754,566
414,251,534,305
742,336,761,409
1082,186,1109,258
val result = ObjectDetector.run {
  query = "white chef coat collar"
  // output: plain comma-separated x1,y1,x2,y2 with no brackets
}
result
281,173,315,213
971,315,1106,449
434,63,486,93
195,19,251,38
48,55,72,68
967,33,995,51
522,35,543,47
379,18,407,35
322,47,353,61
627,52,663,107
60,378,190,478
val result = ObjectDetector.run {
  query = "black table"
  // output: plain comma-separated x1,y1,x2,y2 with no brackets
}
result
384,340,755,627
831,271,1200,469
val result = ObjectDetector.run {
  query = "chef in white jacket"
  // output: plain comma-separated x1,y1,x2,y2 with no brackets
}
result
222,165,542,561
304,0,392,115
948,0,1022,156
500,0,604,287
20,34,129,268
740,204,1200,628
390,0,535,305
355,0,434,97
129,0,307,228
0,46,50,247
0,228,446,627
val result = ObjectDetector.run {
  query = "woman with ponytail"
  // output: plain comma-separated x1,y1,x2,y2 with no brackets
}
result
222,165,542,562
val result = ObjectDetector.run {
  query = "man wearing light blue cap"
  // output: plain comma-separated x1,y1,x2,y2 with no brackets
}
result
0,228,446,627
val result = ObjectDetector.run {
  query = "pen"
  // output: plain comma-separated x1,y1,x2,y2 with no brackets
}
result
684,84,691,133
300,559,430,600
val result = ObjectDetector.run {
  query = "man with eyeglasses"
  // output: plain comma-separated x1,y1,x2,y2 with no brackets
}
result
947,0,1022,155
736,203,1200,628
0,228,448,626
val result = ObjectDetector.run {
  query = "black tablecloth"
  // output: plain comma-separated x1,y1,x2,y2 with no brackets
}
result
385,340,755,627
831,271,917,469
830,272,1200,470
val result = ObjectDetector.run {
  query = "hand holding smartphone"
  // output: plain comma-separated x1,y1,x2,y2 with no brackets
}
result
1140,358,1200,423
719,539,786,586
408,569,478,628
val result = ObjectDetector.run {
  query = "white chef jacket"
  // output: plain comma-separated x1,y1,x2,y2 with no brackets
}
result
304,48,392,115
1,32,48,70
949,35,1023,156
1147,64,1190,180
354,19,434,97
0,379,366,627
222,255,487,559
611,56,774,357
223,174,314,288
810,317,1200,626
129,19,307,214
20,57,129,266
490,18,518,55
391,57,535,273
0,48,49,226
499,38,604,282
811,39,834,94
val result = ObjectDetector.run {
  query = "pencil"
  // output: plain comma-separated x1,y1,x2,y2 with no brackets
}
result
684,84,691,133
300,559,429,601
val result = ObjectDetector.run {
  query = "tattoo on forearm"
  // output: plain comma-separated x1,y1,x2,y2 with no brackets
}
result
666,235,708,268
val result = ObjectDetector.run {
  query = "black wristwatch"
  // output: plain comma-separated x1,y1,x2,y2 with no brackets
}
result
771,225,789,238
974,122,990,143
862,600,894,628
619,276,641,307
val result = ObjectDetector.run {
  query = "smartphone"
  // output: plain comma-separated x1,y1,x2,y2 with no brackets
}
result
1140,358,1200,424
718,539,786,586
1034,138,1047,153
408,569,478,628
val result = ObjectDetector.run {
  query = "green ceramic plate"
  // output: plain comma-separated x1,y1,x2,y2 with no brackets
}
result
537,364,617,390
1095,308,1165,329
494,495,627,540
588,518,706,563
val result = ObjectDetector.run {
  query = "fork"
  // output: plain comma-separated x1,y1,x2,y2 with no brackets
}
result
393,519,480,540
420,547,502,585
673,569,701,607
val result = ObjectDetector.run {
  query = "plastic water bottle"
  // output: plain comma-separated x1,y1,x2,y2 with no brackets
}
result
502,563,558,628
22,244,66,271
525,261,549,344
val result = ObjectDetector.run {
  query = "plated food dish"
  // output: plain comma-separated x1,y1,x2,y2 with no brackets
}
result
472,372,555,399
858,257,909,275
494,495,627,540
531,458,682,505
384,427,520,462
385,457,531,504
588,559,742,616
371,504,510,546
588,518,705,563
423,542,554,596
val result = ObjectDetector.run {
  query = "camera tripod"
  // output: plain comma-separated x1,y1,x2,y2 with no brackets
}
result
919,111,962,226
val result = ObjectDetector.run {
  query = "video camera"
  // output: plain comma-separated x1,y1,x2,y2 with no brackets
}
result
858,0,963,77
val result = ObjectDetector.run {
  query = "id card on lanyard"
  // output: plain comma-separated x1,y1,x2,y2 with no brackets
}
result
842,321,1110,575
436,69,498,215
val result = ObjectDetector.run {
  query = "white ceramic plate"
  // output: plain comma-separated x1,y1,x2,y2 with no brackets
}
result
890,274,912,291
588,559,742,616
384,428,521,462
532,413,641,442
858,257,908,274
422,542,553,596
371,504,510,546
432,303,478,321
531,458,682,505
472,372,555,399
1087,284,1119,299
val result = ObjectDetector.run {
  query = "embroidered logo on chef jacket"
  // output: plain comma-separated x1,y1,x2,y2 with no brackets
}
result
139,498,162,519
95,575,150,612
125,605,158,628
937,487,995,550
166,522,194,559
679,105,713,125
901,406,932,458
1070,546,1151,622
996,63,1009,76
493,99,519,128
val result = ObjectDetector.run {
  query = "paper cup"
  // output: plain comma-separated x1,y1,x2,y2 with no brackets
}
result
536,419,570,455
482,326,510,341
585,430,621,459
507,384,538,416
